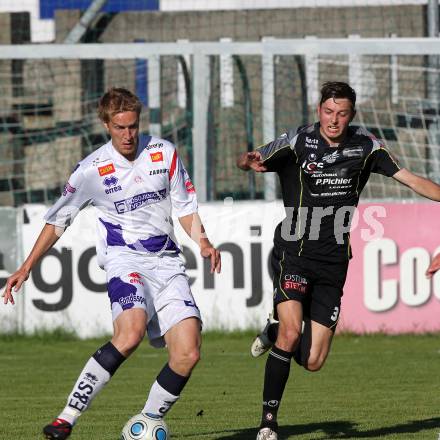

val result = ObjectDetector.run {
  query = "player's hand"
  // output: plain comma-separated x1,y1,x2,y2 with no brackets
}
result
200,245,221,274
426,253,440,278
237,151,267,172
2,267,30,305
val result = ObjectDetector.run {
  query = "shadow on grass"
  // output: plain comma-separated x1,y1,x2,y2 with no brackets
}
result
203,417,440,439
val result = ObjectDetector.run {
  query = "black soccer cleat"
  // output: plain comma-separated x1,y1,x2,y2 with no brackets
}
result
43,418,73,439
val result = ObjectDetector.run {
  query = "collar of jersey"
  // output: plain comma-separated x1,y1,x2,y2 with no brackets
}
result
108,134,152,165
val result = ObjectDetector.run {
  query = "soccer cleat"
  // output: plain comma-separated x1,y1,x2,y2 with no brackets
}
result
43,418,73,439
256,427,278,440
251,313,277,357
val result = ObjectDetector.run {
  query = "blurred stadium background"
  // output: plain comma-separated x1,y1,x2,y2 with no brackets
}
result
0,0,439,337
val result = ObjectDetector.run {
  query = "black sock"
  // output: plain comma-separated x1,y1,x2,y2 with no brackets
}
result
92,342,126,376
157,363,189,396
261,345,293,431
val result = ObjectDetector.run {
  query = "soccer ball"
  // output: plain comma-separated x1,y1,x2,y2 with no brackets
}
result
120,413,169,440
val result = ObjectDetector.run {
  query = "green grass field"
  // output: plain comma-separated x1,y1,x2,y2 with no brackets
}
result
1,331,439,439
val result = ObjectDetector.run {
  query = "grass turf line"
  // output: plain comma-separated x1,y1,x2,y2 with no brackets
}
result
1,332,439,439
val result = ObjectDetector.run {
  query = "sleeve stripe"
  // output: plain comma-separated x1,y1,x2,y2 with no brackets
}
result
169,150,178,180
261,144,291,163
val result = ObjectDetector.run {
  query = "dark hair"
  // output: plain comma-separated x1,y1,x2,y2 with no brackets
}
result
98,87,142,123
319,82,356,110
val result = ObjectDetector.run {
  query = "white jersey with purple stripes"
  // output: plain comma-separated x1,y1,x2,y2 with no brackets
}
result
45,134,197,267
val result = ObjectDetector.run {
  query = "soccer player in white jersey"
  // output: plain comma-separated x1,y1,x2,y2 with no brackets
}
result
2,88,221,440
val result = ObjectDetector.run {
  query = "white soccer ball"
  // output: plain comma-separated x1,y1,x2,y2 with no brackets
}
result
120,413,169,440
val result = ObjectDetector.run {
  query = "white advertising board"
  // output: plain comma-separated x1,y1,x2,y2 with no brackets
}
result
18,201,283,337
2,200,439,337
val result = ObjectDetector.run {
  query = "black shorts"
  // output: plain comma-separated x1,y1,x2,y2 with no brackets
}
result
271,247,349,329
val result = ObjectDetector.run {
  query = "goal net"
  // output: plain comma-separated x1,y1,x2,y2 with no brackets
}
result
0,39,439,205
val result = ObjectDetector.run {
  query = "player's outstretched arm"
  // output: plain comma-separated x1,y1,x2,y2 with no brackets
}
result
393,169,440,201
2,223,61,305
426,253,440,278
178,213,221,274
236,151,267,172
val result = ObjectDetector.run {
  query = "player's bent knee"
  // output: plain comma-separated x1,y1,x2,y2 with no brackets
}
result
304,361,323,372
170,347,200,373
277,328,301,352
181,347,201,368
304,353,327,372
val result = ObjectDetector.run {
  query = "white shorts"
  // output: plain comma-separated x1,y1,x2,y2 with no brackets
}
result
105,250,201,348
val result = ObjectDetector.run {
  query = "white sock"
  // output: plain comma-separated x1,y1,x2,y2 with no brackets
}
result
58,357,111,425
142,380,179,418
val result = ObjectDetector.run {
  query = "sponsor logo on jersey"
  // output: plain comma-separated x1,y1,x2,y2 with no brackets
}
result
128,272,144,285
114,188,167,214
308,153,317,161
103,175,118,187
149,168,168,176
314,177,352,185
311,172,336,178
98,163,115,176
150,152,163,162
322,151,340,164
62,182,76,196
342,146,363,158
134,176,144,183
305,136,318,149
302,159,324,173
145,142,163,150
102,175,122,194
185,179,195,193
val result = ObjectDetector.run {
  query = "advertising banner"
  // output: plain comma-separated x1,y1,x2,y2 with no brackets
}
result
340,203,440,333
3,201,440,336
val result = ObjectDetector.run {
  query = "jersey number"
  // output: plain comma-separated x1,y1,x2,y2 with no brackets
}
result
330,306,339,322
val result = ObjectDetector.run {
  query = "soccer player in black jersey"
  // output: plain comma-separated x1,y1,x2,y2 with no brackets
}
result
237,82,440,440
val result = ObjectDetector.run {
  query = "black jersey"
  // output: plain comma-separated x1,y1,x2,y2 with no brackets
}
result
257,123,400,262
